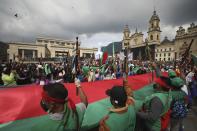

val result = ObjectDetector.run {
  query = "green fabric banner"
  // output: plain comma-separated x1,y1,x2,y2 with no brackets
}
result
82,66,100,76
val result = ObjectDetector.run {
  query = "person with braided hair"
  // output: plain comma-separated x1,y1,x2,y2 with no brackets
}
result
31,81,88,131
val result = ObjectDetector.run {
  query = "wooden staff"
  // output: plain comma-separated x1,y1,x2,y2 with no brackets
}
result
145,39,154,82
180,39,194,67
174,52,177,70
123,42,133,97
75,37,80,96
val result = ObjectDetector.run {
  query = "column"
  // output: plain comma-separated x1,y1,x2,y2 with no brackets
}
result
33,50,35,59
22,50,24,59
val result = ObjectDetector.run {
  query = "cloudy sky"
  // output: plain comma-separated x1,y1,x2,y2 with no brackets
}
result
0,0,196,48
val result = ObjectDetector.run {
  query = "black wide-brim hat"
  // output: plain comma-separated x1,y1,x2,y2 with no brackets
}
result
106,86,127,107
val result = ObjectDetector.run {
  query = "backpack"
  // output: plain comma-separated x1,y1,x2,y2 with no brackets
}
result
171,100,188,118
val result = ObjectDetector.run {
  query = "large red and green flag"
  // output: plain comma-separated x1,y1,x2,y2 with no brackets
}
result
0,73,159,131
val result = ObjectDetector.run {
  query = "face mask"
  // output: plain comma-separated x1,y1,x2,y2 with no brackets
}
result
48,112,64,121
40,100,50,112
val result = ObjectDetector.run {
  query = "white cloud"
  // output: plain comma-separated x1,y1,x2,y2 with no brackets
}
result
79,32,122,48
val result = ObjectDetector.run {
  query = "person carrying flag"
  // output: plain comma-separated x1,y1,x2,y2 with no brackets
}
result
32,79,88,131
99,86,136,131
136,76,172,131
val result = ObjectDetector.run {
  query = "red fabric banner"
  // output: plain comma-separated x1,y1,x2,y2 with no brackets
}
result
0,73,153,124
102,52,108,64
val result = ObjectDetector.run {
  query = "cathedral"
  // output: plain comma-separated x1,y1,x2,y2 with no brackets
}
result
122,10,161,61
122,10,197,61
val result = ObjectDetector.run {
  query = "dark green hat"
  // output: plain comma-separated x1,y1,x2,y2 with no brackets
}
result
170,77,184,88
168,70,177,78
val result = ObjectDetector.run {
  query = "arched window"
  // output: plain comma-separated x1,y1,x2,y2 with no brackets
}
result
152,23,154,28
150,35,153,40
157,35,159,40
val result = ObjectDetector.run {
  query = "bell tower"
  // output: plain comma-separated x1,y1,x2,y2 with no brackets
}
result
122,25,130,49
147,10,161,43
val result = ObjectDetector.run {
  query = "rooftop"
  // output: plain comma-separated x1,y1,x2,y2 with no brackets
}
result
161,36,174,45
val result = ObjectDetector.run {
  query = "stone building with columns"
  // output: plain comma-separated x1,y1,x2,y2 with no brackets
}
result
154,23,197,62
7,37,97,62
122,10,161,60
0,41,9,63
122,10,197,61
155,37,175,61
174,23,197,58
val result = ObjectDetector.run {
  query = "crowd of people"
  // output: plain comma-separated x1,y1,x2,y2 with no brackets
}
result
0,57,155,87
0,56,197,131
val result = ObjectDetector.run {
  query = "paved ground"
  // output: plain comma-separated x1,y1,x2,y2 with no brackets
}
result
184,106,197,131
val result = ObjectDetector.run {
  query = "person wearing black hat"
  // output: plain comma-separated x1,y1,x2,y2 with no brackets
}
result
32,80,88,131
99,86,135,131
136,76,172,131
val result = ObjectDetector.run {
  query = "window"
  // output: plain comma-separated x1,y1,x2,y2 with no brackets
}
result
13,54,15,60
165,49,166,51
160,54,161,57
37,40,42,43
152,23,154,28
156,54,158,57
164,53,166,57
124,43,128,46
160,58,161,61
150,35,153,40
169,48,171,51
168,53,170,56
164,58,166,61
157,49,159,52
168,58,170,61
157,35,159,40
161,49,162,52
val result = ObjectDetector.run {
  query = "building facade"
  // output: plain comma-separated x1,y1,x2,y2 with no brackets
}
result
155,37,175,61
123,10,197,61
122,10,161,60
174,23,197,58
0,41,9,63
155,23,197,61
7,37,98,62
